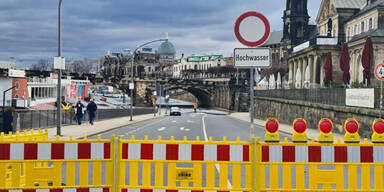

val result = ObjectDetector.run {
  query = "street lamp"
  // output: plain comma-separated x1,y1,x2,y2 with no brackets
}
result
56,0,63,136
2,86,16,132
130,38,168,121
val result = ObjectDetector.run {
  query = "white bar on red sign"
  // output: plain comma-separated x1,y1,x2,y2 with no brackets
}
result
178,144,191,160
295,146,308,162
374,146,384,162
269,146,282,162
38,143,51,160
321,146,334,162
10,143,24,160
128,143,141,160
65,143,78,159
154,144,166,160
230,145,243,161
347,146,360,163
204,145,217,161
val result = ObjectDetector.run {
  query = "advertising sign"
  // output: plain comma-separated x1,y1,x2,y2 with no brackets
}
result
346,88,374,108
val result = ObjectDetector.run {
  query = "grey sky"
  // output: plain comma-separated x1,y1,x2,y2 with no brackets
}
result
0,0,321,65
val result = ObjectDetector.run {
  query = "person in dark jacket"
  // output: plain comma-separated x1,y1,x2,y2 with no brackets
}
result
86,98,97,125
75,99,85,125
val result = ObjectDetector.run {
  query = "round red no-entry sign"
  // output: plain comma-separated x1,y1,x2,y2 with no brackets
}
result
234,11,270,47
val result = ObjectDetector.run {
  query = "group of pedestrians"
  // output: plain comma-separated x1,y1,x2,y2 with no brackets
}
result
75,98,98,125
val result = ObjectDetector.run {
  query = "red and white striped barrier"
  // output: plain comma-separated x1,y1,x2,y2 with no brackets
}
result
121,189,247,192
0,188,109,192
121,143,249,161
0,143,111,160
261,145,384,163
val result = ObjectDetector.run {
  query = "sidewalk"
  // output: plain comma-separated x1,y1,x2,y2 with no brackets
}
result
47,113,159,139
228,112,345,141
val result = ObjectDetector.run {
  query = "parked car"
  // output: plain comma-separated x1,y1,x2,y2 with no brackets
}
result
170,107,181,116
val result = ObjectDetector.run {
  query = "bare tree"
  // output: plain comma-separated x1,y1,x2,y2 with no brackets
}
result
31,59,50,70
68,58,96,73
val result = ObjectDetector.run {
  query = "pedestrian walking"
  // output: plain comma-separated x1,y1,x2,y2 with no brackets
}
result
75,99,85,125
87,98,97,125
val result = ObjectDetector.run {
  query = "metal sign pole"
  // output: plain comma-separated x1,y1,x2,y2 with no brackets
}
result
381,81,383,119
250,67,255,137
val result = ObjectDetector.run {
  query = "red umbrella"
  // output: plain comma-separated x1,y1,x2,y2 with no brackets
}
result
324,52,333,84
362,37,374,85
339,44,350,85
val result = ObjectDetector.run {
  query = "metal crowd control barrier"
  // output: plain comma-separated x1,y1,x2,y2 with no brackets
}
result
118,135,253,192
0,129,48,141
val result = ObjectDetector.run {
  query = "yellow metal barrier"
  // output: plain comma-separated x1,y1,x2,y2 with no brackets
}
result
0,135,114,192
118,135,254,192
0,129,48,141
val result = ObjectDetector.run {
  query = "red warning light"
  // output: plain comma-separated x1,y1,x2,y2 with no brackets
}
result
293,119,307,133
345,120,359,133
265,119,279,133
319,119,333,133
374,120,384,134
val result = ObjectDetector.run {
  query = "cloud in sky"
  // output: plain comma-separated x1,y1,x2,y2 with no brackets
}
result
0,0,321,65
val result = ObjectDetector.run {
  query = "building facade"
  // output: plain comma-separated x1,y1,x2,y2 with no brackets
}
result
282,0,384,89
173,54,225,78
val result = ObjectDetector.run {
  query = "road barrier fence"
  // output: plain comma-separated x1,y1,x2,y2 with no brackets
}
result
1,118,384,191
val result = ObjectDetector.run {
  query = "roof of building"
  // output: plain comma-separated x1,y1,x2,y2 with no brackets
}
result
263,30,283,46
158,41,176,56
352,0,384,18
184,54,224,62
349,28,384,42
331,0,366,9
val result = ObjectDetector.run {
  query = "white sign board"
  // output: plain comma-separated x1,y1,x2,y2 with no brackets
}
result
8,69,25,78
234,48,271,68
54,56,65,70
346,88,374,109
129,82,134,90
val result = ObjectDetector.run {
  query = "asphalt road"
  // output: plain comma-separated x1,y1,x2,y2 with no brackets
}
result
92,108,292,141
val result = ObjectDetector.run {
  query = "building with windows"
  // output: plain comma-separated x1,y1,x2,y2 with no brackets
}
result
173,54,225,78
275,0,384,89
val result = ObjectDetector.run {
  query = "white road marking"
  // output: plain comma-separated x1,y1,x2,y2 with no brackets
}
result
158,127,166,131
180,127,185,130
202,114,232,188
185,129,190,131
124,117,170,136
187,120,194,123
172,120,177,123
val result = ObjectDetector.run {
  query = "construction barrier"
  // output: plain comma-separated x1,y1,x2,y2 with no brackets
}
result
1,118,384,192
0,129,48,141
118,135,253,192
0,135,114,192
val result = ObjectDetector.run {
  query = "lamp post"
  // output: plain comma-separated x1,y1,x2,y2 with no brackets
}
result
130,38,168,121
2,86,16,132
56,0,63,136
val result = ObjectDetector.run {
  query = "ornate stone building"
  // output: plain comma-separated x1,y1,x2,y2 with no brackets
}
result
286,0,384,88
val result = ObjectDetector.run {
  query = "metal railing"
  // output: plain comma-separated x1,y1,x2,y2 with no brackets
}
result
254,88,383,109
16,108,154,130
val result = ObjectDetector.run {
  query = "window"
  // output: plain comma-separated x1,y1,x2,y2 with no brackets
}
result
361,21,365,32
15,94,18,99
15,82,19,90
354,24,357,35
369,18,373,30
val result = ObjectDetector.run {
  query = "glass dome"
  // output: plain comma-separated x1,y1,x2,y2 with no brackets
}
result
158,41,176,56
